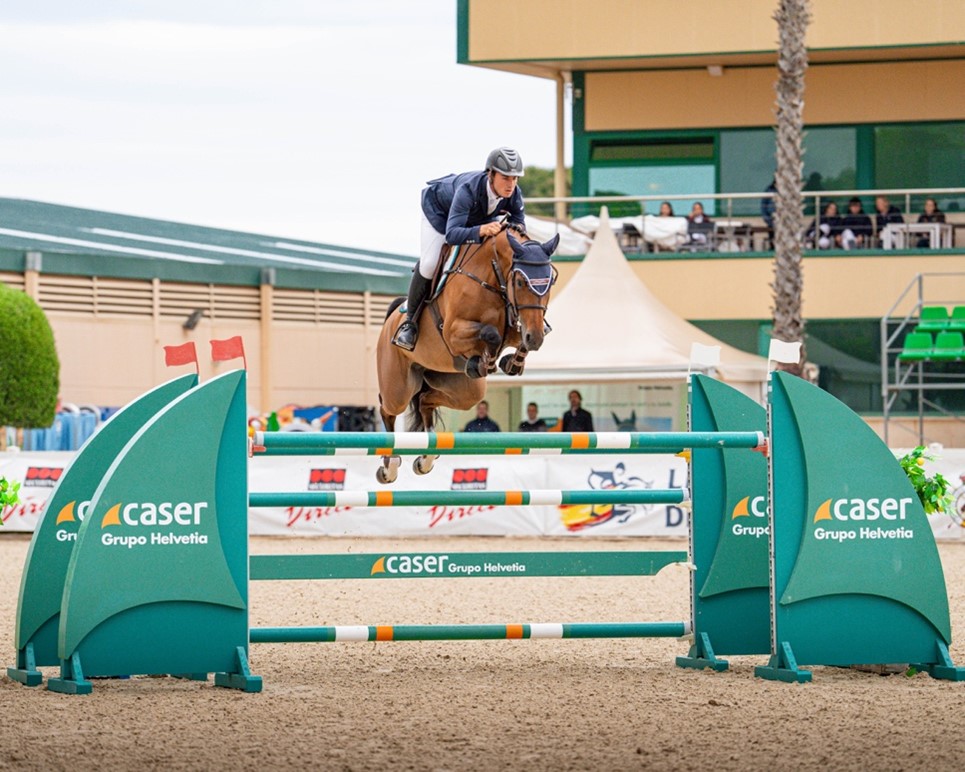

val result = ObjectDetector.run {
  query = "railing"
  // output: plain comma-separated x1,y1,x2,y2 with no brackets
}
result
527,186,965,251
879,272,965,445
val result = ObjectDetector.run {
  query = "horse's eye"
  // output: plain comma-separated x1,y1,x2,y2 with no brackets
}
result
516,277,526,288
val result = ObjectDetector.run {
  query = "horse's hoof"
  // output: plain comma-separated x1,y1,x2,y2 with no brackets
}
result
413,456,436,476
499,353,525,376
464,356,487,379
376,465,397,485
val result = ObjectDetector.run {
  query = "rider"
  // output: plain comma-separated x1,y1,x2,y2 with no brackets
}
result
392,147,526,351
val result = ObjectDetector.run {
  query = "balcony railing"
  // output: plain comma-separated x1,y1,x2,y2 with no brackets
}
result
526,187,965,253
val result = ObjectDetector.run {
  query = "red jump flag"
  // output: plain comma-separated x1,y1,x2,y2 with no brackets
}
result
163,341,199,373
210,335,247,369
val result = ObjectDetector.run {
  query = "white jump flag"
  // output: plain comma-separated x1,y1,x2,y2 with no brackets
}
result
768,338,802,368
689,342,721,373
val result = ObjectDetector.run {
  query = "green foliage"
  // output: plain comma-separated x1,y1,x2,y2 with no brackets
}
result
521,165,571,218
0,283,60,427
0,476,20,523
898,446,953,516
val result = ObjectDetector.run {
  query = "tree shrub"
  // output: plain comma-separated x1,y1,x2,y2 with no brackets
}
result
0,283,59,427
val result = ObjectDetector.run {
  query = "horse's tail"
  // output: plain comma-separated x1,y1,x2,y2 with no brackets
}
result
405,380,441,432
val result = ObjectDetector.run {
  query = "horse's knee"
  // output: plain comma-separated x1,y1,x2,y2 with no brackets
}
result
479,324,501,348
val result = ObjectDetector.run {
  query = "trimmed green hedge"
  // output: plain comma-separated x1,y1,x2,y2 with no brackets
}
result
0,283,59,427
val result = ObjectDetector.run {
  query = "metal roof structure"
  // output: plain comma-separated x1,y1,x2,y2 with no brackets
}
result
0,198,416,293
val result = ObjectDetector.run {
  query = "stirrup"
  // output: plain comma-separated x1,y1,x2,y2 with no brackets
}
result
392,321,418,351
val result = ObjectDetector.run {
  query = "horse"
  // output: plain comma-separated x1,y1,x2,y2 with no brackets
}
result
375,224,559,483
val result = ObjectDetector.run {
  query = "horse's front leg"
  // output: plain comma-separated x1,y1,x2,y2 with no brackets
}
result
496,329,528,376
444,318,502,379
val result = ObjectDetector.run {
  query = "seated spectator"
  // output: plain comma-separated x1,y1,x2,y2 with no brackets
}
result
875,195,904,245
686,202,714,247
917,197,946,247
561,390,594,432
463,400,500,432
518,402,548,432
658,201,675,217
806,201,840,249
837,197,873,249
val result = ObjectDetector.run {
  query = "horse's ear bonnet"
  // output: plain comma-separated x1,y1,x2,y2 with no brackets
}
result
508,233,557,298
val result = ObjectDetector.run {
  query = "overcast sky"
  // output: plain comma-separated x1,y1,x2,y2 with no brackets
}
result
0,1,568,256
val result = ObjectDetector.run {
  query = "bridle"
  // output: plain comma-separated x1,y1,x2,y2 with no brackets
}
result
443,221,556,333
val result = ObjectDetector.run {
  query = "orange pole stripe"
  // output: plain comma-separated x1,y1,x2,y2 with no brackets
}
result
505,491,524,506
375,626,394,641
505,448,523,455
571,434,591,449
435,432,455,449
375,491,393,507
506,625,524,639
375,448,393,456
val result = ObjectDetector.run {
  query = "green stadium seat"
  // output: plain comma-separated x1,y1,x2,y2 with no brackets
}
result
947,306,965,333
931,331,965,361
915,305,950,333
897,332,934,361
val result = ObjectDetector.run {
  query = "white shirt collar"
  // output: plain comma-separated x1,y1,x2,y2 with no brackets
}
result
486,177,501,215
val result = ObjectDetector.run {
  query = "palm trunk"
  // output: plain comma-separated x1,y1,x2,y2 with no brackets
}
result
771,0,810,376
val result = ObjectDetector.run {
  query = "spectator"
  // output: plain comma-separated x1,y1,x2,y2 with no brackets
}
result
658,201,675,217
518,402,548,432
917,197,946,247
561,390,594,432
874,195,904,245
463,400,500,432
686,202,714,248
806,201,841,249
761,178,777,248
837,197,873,249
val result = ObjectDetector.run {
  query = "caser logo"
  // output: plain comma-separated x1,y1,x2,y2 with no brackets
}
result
731,495,766,519
24,466,63,488
308,468,346,491
99,501,209,528
370,554,450,575
451,468,487,491
813,496,914,523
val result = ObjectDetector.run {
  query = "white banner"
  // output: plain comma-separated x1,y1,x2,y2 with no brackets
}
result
250,453,691,537
3,449,965,539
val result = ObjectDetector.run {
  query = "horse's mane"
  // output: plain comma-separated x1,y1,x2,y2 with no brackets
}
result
506,222,529,240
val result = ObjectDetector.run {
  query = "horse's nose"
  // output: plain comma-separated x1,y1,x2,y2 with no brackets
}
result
524,328,544,351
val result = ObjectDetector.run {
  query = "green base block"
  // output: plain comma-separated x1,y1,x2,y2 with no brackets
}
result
46,653,93,695
753,643,813,683
213,647,262,693
8,644,44,687
7,667,44,687
675,632,729,672
918,640,965,682
46,676,93,695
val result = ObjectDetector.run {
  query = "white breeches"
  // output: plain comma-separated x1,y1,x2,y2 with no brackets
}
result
419,213,447,279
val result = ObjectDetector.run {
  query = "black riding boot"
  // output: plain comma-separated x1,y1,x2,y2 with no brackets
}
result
392,272,432,351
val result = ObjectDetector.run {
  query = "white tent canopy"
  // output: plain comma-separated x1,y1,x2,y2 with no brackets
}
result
495,207,768,393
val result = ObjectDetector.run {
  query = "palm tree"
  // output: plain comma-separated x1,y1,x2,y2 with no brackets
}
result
771,0,810,376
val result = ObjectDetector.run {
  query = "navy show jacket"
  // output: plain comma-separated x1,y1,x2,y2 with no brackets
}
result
422,171,525,245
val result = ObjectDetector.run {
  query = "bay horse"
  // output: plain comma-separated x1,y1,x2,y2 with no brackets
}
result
375,224,559,483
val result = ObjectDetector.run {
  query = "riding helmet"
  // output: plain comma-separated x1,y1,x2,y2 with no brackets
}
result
486,147,524,177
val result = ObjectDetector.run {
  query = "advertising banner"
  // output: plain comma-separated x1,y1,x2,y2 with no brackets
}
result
3,448,965,539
